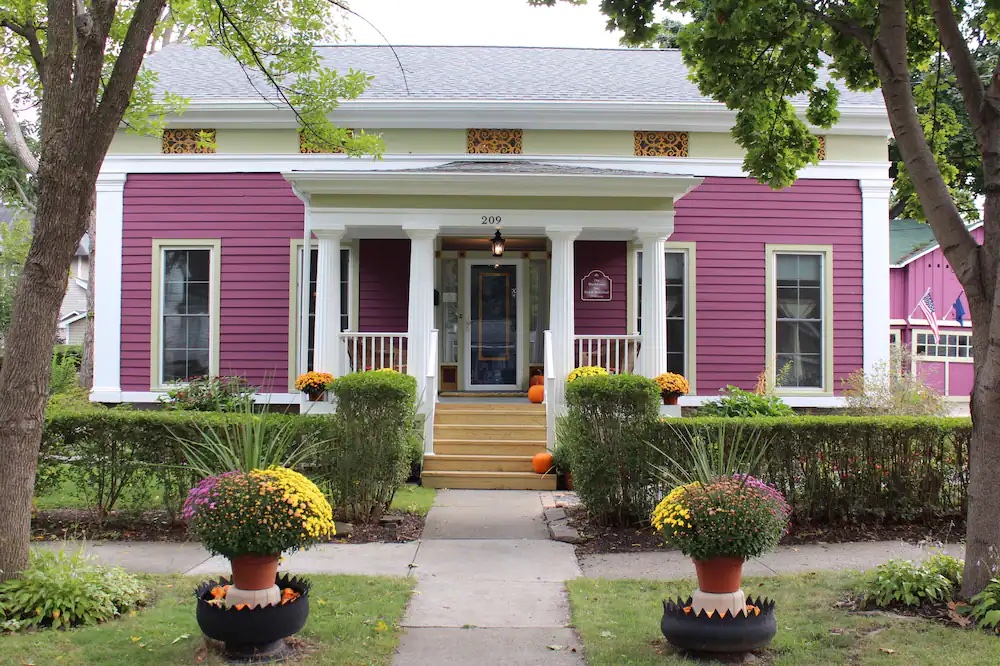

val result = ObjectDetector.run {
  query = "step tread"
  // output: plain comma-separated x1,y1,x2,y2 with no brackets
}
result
433,439,548,445
427,454,535,461
434,423,546,430
421,470,549,478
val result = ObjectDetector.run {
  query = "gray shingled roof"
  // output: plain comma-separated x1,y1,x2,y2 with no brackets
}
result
145,44,883,106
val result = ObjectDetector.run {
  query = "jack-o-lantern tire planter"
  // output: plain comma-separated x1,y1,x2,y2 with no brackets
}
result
528,384,544,403
532,451,554,474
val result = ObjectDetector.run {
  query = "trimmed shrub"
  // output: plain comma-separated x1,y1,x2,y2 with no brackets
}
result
649,416,970,524
560,374,660,526
321,371,417,522
0,548,148,631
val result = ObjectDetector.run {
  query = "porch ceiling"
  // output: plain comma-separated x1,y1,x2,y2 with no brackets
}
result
283,160,703,199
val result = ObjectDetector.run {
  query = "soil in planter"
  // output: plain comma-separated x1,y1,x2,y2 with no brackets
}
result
566,506,966,556
31,508,426,544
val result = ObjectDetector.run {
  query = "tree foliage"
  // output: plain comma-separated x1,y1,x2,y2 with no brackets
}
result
0,214,30,347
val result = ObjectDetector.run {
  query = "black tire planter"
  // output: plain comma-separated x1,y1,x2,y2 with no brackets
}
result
195,574,311,663
660,596,777,654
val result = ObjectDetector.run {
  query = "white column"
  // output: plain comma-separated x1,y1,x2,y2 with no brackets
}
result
313,228,345,376
91,172,127,402
547,226,580,411
636,230,671,378
404,225,439,400
861,178,893,375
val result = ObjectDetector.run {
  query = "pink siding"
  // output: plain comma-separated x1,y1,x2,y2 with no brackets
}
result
358,239,409,332
890,226,983,322
121,173,303,391
950,363,975,397
574,241,628,335
672,177,864,394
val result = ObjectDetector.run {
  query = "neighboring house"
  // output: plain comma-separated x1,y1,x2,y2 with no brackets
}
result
58,234,90,345
90,44,892,485
890,219,980,401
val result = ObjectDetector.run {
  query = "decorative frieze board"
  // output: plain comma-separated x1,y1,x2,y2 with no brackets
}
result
467,129,523,154
634,131,688,157
161,128,216,154
817,135,826,160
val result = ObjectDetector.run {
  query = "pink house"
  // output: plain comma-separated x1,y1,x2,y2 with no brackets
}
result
890,219,980,401
91,45,892,488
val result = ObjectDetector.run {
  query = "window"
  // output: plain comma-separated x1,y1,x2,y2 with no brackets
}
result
635,246,694,381
767,246,833,391
154,241,220,387
915,331,973,360
291,245,351,378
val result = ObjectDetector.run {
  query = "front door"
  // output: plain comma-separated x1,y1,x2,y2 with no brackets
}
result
465,260,522,390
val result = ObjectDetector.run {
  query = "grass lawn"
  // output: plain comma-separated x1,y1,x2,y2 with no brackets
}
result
568,573,1000,666
0,574,414,666
388,484,436,516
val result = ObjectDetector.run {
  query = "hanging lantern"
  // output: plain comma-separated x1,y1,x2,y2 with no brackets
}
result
490,230,505,257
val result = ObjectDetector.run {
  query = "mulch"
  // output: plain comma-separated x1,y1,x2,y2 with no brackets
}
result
567,506,966,556
31,508,425,545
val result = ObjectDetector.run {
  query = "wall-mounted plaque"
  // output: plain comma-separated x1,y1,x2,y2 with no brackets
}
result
581,270,613,301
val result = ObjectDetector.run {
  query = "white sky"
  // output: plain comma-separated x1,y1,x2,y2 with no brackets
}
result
344,0,625,48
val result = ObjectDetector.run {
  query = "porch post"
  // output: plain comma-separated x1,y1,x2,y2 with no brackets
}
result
636,230,670,378
313,228,345,377
547,226,580,411
404,225,439,401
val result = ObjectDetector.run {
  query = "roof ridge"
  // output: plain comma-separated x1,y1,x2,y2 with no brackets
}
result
308,44,681,52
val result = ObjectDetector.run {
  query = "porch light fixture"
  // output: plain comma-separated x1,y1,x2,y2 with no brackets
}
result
490,230,506,257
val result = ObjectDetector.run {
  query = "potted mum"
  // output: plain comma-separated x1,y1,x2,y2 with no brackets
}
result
182,467,336,605
295,371,334,401
654,372,690,405
566,365,610,383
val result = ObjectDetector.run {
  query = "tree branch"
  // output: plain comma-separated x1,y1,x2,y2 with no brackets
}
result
0,17,47,79
0,87,38,175
930,0,990,149
11,177,36,213
89,0,167,157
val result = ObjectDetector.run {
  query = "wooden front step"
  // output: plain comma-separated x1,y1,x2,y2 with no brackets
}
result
436,402,544,413
434,410,546,426
434,440,546,457
423,454,535,473
421,470,556,491
434,424,546,441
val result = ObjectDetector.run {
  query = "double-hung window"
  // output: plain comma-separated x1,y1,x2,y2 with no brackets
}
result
291,244,351,380
635,244,695,383
154,241,220,387
767,245,833,392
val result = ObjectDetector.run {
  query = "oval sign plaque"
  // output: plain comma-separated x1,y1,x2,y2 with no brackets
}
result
581,270,613,301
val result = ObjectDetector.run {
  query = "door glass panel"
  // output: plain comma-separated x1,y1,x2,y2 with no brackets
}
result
470,264,517,386
529,259,548,364
441,258,459,364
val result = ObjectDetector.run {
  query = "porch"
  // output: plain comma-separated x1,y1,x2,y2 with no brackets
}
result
285,160,702,476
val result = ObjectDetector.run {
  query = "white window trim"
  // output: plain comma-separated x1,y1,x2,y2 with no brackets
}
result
630,241,697,393
765,244,835,396
150,239,221,390
911,329,974,364
287,239,356,391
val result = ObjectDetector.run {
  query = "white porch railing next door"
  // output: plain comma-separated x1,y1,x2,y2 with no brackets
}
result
544,330,556,450
424,329,438,456
339,332,409,373
573,335,642,374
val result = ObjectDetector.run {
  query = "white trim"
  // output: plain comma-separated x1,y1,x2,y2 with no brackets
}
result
897,317,973,328
891,221,984,268
90,173,127,403
153,98,891,135
679,395,847,408
100,153,891,183
97,391,301,405
912,329,974,365
462,258,526,391
861,179,892,376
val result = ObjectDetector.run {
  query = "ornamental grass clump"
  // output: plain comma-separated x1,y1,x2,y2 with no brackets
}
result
567,366,610,383
651,475,791,561
182,467,335,558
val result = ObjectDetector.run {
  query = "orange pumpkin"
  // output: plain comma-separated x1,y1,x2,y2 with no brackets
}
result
532,451,554,475
527,384,544,403
529,374,544,387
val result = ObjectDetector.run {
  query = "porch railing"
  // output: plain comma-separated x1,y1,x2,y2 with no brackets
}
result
573,335,642,374
424,329,438,455
339,332,409,374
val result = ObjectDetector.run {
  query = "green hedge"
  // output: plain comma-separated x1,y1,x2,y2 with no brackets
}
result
650,416,971,524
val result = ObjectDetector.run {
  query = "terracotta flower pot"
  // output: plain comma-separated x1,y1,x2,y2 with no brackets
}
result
693,557,744,594
662,391,680,406
307,390,325,402
229,554,281,591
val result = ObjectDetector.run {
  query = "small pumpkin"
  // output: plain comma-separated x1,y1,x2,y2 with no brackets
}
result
529,374,544,387
527,384,544,403
532,451,554,475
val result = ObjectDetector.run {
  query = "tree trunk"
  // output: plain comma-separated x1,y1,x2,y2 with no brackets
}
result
79,202,96,389
0,176,91,580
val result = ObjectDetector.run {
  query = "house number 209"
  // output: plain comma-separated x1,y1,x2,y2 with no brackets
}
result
481,215,502,225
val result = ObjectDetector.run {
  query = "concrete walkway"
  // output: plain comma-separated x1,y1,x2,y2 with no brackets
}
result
393,489,585,666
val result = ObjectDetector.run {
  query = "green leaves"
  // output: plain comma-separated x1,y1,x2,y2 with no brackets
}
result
856,557,962,609
969,578,1000,631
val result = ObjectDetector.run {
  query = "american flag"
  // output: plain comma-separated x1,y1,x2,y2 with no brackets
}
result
917,288,940,342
